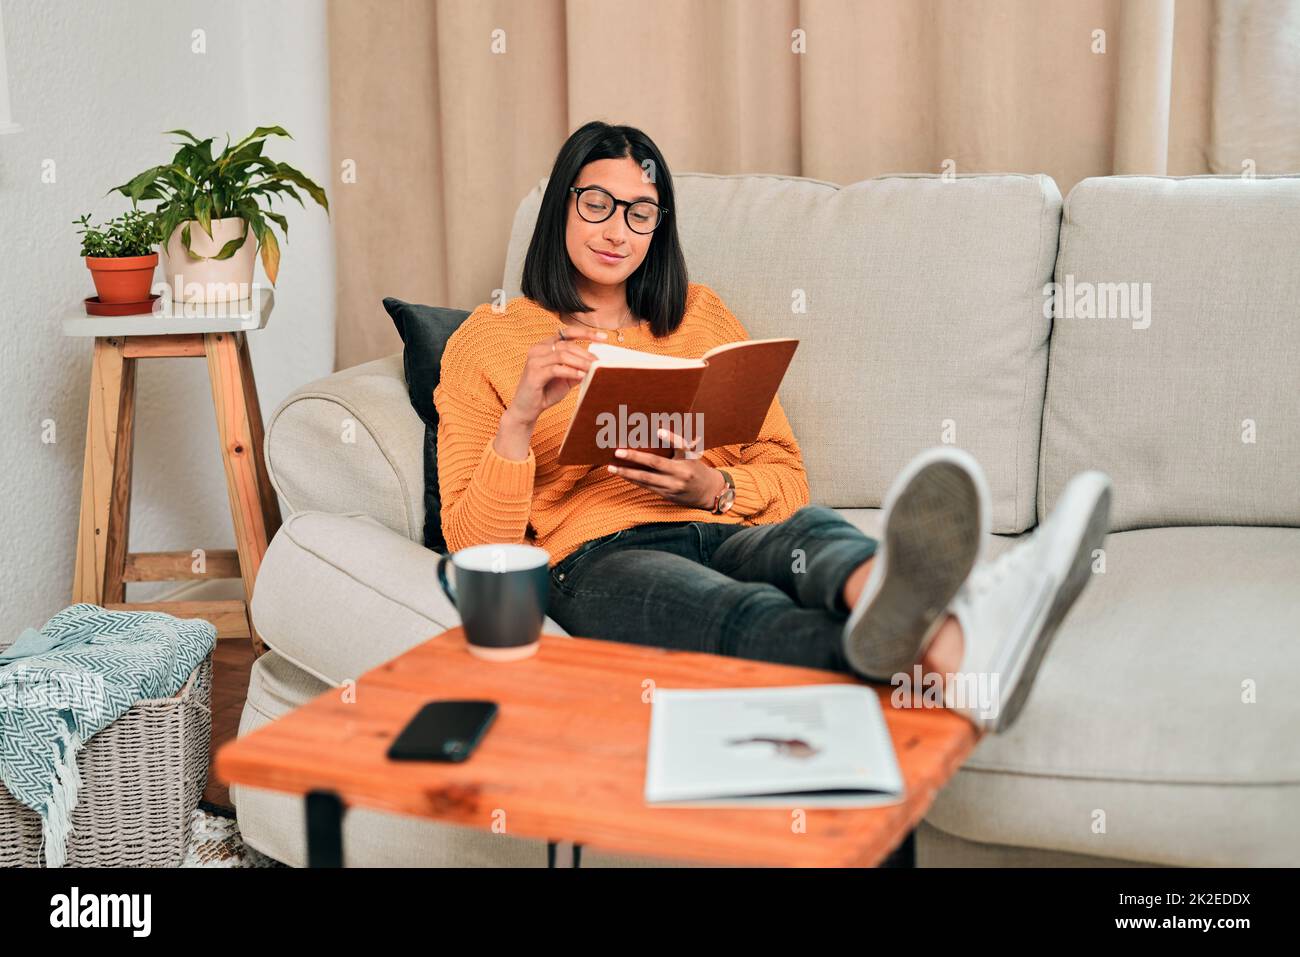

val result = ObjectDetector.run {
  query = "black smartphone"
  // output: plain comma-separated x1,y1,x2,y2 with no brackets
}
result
387,700,498,762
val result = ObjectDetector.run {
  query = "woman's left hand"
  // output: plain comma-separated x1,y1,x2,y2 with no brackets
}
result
607,428,725,509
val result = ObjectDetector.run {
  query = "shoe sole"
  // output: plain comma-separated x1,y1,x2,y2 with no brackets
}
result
993,482,1112,731
844,459,984,680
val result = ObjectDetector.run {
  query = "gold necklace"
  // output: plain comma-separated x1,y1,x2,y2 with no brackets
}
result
566,305,638,343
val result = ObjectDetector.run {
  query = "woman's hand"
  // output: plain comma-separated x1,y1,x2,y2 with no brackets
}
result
607,427,726,509
507,325,607,426
495,325,606,460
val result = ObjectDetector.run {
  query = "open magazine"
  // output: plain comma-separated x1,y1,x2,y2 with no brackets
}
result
644,685,905,808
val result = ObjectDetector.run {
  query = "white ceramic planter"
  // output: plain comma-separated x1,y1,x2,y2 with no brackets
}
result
160,216,257,303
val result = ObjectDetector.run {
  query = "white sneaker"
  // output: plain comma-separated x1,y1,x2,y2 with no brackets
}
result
944,470,1113,732
843,447,989,681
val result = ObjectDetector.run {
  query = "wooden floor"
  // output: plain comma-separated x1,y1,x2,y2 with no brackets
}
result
204,639,256,810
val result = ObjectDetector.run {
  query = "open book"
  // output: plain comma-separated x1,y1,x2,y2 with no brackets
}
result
644,685,905,808
555,338,798,466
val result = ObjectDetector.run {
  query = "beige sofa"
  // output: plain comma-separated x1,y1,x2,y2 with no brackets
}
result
233,171,1300,867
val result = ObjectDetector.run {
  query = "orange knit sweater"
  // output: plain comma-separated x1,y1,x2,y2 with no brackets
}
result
433,282,810,566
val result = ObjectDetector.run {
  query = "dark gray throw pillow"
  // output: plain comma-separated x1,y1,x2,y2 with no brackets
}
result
382,298,471,553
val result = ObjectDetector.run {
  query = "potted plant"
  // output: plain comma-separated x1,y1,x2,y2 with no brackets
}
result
113,126,328,303
75,209,160,304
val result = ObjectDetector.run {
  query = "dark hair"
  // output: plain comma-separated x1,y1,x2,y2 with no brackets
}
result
521,121,689,338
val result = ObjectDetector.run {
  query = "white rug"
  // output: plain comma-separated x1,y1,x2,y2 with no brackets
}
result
182,803,286,868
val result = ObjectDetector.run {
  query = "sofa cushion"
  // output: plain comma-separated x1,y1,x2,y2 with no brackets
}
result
265,354,427,542
925,525,1300,866
382,299,471,552
915,820,1150,867
250,510,570,686
503,172,1063,533
1040,175,1300,530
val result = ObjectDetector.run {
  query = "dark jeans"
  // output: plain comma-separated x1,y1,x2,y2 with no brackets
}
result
546,505,879,675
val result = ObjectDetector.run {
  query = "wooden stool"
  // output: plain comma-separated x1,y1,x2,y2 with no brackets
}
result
65,290,281,657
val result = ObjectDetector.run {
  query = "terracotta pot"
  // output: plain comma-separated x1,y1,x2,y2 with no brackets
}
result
161,217,257,303
85,253,158,304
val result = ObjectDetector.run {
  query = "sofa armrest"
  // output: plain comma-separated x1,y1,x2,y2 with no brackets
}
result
251,510,569,684
264,353,426,542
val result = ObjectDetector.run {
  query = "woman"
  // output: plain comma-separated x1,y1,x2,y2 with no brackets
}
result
434,121,1111,732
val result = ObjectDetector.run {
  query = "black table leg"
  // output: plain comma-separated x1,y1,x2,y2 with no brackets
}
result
306,789,345,868
547,839,583,868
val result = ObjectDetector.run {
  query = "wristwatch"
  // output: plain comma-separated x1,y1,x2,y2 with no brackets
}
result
710,469,736,514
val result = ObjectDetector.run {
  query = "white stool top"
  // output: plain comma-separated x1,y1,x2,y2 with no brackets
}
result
62,288,275,337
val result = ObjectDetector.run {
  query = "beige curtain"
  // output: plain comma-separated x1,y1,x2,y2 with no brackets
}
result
327,0,1242,370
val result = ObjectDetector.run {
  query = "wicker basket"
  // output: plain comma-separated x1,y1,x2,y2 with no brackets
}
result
0,647,212,868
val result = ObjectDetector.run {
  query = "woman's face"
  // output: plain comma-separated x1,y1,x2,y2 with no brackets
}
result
565,156,659,294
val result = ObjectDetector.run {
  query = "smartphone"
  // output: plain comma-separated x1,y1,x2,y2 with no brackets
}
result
387,700,498,762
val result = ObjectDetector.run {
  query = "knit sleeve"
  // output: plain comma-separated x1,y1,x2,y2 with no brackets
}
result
699,289,811,522
433,320,535,551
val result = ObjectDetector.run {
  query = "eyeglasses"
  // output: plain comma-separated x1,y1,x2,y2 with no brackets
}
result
569,185,669,234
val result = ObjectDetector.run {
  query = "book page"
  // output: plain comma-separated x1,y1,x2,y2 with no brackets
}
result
587,343,706,369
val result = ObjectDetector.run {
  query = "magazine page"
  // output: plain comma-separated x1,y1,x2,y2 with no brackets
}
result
645,684,905,808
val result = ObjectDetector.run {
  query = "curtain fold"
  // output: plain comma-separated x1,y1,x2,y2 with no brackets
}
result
1211,0,1300,173
328,0,1286,370
1114,0,1177,172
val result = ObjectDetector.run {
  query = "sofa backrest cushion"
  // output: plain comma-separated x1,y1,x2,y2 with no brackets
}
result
503,172,1062,533
1040,175,1300,530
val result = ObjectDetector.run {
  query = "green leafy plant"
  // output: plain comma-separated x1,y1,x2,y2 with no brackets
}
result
74,209,160,258
113,125,329,285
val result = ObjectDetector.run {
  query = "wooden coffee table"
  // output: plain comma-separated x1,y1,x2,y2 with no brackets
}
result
215,627,980,867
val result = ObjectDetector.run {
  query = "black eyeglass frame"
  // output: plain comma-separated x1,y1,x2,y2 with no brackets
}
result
568,185,671,234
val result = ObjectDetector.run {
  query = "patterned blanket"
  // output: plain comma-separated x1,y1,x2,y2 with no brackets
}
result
0,604,215,867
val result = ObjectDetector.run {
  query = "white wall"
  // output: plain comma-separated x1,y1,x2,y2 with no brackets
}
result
0,0,334,634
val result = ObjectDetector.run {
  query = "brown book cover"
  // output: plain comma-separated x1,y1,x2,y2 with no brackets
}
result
556,338,799,466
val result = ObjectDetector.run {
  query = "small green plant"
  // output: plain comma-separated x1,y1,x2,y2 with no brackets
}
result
74,209,159,258
113,125,329,285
